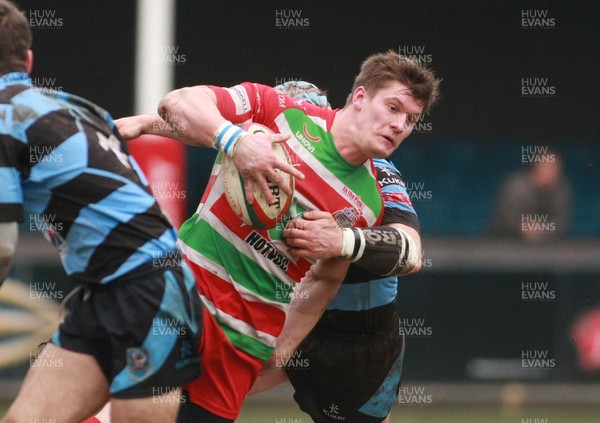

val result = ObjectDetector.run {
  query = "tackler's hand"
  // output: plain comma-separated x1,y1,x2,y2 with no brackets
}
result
283,210,343,259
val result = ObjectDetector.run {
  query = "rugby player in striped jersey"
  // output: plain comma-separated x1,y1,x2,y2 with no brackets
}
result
248,81,428,423
0,1,203,421
116,51,439,422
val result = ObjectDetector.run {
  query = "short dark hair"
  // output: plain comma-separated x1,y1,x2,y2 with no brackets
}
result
0,0,32,75
346,50,440,113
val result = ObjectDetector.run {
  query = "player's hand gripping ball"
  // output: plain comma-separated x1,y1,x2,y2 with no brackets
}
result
222,122,294,229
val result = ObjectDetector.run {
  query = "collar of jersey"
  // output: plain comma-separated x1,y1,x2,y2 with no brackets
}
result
0,72,31,89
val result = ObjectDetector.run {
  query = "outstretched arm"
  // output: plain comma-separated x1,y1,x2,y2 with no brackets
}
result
115,85,303,203
115,87,233,146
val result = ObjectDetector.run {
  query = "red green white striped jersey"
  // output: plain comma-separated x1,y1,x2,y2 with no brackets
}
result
178,83,384,360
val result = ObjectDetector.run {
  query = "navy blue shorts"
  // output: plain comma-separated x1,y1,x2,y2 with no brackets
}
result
285,305,404,423
51,254,203,398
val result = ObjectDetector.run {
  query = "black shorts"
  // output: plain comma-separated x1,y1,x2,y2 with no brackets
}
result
50,255,203,398
285,304,404,423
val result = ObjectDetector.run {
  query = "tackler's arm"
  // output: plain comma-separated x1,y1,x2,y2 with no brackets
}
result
340,223,421,276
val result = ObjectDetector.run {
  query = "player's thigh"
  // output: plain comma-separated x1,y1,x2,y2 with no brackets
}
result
3,344,109,423
110,388,181,423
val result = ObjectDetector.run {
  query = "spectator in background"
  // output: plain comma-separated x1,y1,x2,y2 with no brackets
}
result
489,150,571,242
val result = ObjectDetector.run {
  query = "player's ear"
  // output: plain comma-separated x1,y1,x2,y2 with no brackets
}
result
25,50,33,73
352,86,366,109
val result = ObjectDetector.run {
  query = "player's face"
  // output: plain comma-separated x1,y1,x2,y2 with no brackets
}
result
354,81,423,158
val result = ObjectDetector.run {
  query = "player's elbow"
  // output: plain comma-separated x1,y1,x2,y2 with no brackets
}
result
159,86,214,120
158,88,185,119
393,234,422,276
408,254,422,274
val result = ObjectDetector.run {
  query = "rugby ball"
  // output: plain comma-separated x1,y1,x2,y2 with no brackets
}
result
222,123,294,229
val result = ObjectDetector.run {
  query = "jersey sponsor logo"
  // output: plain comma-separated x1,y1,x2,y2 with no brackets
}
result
333,207,359,228
226,85,251,115
293,129,316,153
383,191,413,207
378,166,403,187
277,91,286,109
341,186,365,214
302,123,320,142
379,175,403,187
245,230,290,271
126,347,151,379
255,87,263,114
323,403,345,420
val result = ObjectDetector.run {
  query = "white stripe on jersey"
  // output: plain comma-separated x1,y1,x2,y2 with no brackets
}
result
225,85,252,116
291,189,317,213
275,115,378,225
178,240,287,312
199,293,278,347
303,113,328,132
195,162,222,215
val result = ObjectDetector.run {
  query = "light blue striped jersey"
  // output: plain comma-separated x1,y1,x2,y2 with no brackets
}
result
0,72,177,284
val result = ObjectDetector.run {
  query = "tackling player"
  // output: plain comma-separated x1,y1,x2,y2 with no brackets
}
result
249,81,425,423
0,1,203,421
116,50,439,422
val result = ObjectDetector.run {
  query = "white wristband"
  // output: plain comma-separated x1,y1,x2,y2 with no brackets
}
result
212,121,248,157
340,228,357,259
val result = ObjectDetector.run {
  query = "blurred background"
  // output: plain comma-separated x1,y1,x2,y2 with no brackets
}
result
2,0,599,421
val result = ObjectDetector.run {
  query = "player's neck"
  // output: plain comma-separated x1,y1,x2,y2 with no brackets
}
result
331,108,368,166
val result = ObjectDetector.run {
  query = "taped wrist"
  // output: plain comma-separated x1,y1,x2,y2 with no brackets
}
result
212,121,249,157
340,226,419,276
